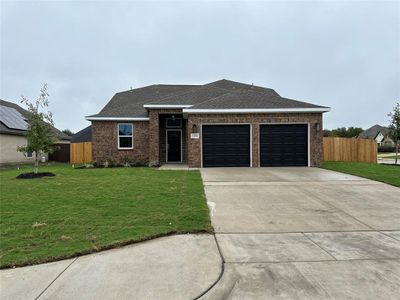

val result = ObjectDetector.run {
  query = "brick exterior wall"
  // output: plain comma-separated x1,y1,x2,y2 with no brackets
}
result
92,121,149,164
148,109,183,165
92,112,324,167
186,113,324,168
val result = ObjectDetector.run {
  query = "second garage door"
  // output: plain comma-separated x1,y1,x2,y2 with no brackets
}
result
260,124,308,167
202,125,250,167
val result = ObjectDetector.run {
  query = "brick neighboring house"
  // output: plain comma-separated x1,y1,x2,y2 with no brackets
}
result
86,79,330,167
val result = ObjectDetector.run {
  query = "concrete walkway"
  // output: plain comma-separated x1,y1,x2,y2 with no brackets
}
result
0,234,222,300
200,167,400,299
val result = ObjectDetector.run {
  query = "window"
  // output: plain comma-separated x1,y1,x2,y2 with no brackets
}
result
166,118,182,128
26,151,33,158
118,123,133,149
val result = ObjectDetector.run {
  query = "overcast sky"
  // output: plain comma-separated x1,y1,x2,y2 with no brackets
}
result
1,0,399,132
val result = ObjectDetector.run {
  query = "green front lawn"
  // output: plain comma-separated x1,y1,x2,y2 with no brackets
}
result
322,161,400,187
0,164,211,268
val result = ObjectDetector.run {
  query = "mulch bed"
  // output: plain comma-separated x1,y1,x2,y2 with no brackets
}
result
16,172,56,179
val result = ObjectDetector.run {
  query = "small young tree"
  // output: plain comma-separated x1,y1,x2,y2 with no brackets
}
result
388,102,400,164
17,84,56,174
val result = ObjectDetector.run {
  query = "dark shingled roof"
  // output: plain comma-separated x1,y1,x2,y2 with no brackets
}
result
205,79,280,97
358,124,390,139
146,79,281,106
147,85,229,105
87,84,198,118
0,99,71,140
87,79,329,118
188,89,327,110
71,125,92,143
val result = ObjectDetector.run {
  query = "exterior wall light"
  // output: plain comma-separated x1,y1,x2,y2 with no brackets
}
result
192,124,198,133
315,122,320,132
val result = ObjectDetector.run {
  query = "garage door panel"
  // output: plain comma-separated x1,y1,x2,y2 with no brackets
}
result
202,125,250,167
260,124,308,167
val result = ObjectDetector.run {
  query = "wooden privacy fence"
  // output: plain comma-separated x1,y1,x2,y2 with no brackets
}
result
70,142,92,164
323,137,377,163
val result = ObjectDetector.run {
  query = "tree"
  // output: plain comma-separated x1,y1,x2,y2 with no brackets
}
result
388,102,400,164
323,127,364,138
62,129,74,136
17,84,56,174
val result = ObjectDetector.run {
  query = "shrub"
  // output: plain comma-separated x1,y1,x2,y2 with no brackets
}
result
378,145,396,152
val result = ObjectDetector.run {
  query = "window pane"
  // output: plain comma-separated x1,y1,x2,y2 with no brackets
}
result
166,118,182,128
119,124,133,135
119,137,132,148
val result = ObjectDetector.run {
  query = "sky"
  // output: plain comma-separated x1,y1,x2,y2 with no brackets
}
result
1,0,399,133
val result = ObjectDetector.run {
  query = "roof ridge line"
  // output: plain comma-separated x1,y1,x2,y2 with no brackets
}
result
115,84,200,96
186,87,283,109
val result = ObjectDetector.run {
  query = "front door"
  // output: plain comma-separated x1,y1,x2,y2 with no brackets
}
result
167,130,182,162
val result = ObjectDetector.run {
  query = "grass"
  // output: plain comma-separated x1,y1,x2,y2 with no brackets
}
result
322,161,400,187
0,164,212,268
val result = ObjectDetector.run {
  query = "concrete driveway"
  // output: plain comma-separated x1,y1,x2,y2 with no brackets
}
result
201,167,400,299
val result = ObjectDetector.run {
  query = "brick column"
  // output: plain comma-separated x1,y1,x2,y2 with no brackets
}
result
148,110,160,165
252,123,259,167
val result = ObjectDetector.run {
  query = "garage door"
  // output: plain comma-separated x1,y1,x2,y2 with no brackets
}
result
260,124,308,167
202,125,250,167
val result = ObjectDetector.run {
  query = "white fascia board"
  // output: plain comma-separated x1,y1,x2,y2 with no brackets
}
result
182,107,331,114
85,116,150,121
143,104,193,108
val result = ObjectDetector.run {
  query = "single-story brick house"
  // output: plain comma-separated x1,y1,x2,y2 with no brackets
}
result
86,79,330,167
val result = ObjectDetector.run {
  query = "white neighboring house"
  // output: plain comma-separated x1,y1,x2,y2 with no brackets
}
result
0,99,70,164
358,124,394,147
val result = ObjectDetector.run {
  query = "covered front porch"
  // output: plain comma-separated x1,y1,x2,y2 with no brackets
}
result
148,110,188,165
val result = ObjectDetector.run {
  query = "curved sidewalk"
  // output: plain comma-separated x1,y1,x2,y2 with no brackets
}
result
0,234,222,300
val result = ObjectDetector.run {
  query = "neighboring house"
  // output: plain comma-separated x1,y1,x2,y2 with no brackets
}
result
71,125,92,143
358,124,395,146
0,99,71,164
86,79,330,167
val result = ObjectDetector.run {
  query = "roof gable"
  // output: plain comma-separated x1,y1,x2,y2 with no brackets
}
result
359,124,390,139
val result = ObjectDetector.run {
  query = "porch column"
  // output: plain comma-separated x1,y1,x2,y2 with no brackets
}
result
148,110,160,165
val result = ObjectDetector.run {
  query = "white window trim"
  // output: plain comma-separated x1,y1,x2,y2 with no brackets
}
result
117,123,134,150
165,118,182,128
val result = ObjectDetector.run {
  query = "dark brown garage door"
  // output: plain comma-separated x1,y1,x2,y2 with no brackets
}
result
260,124,308,167
202,125,250,167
